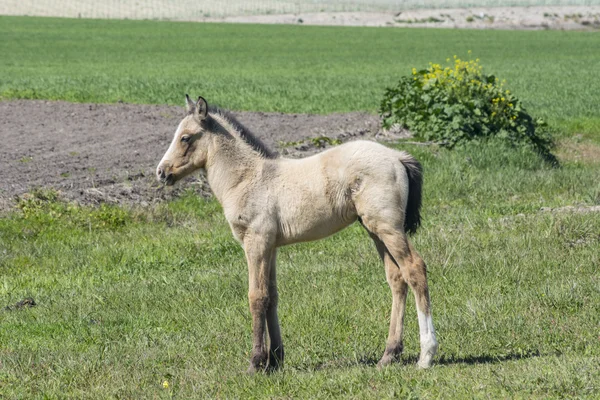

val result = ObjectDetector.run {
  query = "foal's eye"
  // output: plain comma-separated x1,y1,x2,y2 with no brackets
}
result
180,135,191,143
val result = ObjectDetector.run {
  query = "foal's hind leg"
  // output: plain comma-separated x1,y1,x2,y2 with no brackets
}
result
380,230,438,368
366,231,408,367
362,217,438,368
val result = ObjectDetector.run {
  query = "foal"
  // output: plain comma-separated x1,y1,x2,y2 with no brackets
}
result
156,95,438,372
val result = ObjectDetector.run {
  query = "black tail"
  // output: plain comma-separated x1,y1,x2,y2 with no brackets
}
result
400,154,423,235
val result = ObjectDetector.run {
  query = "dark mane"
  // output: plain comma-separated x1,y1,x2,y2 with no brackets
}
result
208,106,277,159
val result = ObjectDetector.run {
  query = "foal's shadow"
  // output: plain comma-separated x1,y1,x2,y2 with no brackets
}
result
311,350,542,371
434,350,541,366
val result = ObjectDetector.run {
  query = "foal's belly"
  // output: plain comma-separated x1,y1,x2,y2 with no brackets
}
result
276,207,356,246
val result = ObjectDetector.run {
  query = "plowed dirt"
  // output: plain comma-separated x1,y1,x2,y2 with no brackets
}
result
0,100,409,211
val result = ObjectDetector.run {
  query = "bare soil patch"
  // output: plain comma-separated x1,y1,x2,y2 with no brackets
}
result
0,100,409,211
556,137,600,165
205,6,600,30
2,3,599,31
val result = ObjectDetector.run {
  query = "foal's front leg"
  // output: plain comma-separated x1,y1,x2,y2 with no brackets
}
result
266,250,284,370
244,236,275,373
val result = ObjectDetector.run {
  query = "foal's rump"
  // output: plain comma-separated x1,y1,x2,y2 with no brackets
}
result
338,141,421,233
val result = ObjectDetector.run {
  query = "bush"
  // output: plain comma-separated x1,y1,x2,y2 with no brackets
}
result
380,55,557,165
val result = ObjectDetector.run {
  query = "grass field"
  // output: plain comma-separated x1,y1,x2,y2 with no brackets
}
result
1,16,600,138
1,15,600,399
2,141,599,398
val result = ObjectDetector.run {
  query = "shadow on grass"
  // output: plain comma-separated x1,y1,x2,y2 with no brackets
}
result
305,350,542,371
435,350,542,366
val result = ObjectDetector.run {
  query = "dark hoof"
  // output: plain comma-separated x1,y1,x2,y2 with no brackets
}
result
377,355,395,369
246,365,262,374
247,352,268,374
377,343,403,368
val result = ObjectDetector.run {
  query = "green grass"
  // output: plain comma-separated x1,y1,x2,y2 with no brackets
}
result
1,141,599,398
1,16,600,136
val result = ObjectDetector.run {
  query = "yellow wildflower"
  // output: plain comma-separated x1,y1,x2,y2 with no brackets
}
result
162,381,169,389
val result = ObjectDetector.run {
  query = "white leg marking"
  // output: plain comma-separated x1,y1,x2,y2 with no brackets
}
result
417,310,438,368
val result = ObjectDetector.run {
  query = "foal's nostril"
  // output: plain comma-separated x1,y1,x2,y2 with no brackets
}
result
157,167,166,179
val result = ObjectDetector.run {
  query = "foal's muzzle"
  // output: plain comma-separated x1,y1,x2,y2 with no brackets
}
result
156,165,174,186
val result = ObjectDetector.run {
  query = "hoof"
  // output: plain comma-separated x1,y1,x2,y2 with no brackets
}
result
417,338,438,369
377,355,395,369
246,363,268,375
417,356,434,369
247,352,268,374
377,343,403,369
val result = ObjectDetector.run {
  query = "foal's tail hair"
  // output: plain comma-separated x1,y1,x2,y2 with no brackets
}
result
400,153,423,235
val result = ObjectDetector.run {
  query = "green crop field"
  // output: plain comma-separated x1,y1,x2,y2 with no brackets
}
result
1,16,599,399
1,16,600,137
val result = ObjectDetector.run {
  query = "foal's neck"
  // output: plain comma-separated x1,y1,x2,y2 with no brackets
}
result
204,116,263,205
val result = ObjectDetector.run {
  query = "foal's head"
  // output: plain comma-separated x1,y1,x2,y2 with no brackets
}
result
157,95,211,186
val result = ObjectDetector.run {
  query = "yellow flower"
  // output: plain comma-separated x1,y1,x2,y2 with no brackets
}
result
162,381,169,389
412,67,417,75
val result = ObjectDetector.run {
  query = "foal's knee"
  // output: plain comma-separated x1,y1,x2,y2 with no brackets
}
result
248,290,269,313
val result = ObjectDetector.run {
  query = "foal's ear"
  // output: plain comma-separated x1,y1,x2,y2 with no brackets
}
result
185,94,195,114
196,96,208,120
